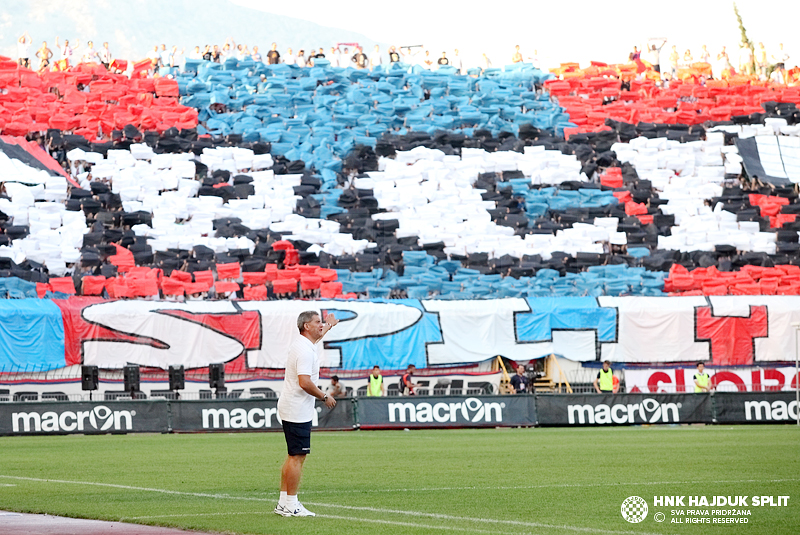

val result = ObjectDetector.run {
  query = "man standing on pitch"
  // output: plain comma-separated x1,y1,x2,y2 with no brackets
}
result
275,310,338,517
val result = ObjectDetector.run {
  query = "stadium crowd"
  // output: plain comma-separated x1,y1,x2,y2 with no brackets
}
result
14,32,796,82
1,31,799,302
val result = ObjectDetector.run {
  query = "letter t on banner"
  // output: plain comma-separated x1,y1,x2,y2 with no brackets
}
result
695,306,768,366
422,299,552,365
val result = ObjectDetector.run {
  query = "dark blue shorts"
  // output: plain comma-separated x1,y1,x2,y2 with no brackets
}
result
282,420,312,456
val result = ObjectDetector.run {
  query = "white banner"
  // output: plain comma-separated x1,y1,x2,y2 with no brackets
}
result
625,367,800,393
26,296,800,371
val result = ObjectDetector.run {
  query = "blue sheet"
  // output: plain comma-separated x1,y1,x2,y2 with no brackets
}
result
0,300,65,372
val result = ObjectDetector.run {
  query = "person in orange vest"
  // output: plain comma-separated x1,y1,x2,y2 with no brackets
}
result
400,364,419,395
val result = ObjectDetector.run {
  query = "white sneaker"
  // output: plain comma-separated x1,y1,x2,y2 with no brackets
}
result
274,504,289,516
284,502,316,517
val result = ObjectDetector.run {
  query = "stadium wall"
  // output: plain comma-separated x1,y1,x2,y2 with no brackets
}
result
0,392,796,436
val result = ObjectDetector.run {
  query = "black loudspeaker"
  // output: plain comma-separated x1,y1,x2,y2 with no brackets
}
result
209,363,225,389
169,366,185,391
81,366,99,391
123,365,140,393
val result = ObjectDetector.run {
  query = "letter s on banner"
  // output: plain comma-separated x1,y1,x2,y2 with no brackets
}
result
81,301,246,369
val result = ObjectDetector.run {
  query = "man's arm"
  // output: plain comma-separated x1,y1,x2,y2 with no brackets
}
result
593,374,601,393
315,313,339,342
299,375,335,408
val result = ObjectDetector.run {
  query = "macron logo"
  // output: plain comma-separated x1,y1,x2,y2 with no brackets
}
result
388,398,505,424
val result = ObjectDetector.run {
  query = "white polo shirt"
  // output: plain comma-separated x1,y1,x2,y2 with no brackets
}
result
277,334,319,423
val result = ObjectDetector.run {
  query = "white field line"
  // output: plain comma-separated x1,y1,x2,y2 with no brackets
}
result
317,513,537,534
123,512,269,520
299,477,800,495
123,511,520,534
0,474,697,535
304,502,672,535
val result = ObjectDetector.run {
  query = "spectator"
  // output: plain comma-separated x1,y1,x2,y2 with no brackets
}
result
370,45,381,69
56,37,79,68
452,48,463,73
211,45,221,63
756,42,768,78
648,39,666,73
772,43,790,67
236,44,247,61
682,48,693,67
629,46,640,61
400,364,418,395
593,360,614,394
35,41,53,73
366,365,385,396
738,42,753,75
769,63,786,85
437,51,449,66
82,41,99,64
398,46,413,63
482,52,492,70
699,44,711,63
284,47,295,65
220,41,232,62
352,47,368,69
715,46,731,79
669,45,679,77
267,42,280,65
251,45,262,63
329,47,340,67
146,45,160,68
159,44,172,68
99,42,112,69
188,46,202,60
202,45,213,61
512,45,523,64
693,362,711,393
510,364,529,394
325,375,346,398
171,46,185,68
315,47,325,59
17,32,31,68
422,50,433,69
296,50,306,68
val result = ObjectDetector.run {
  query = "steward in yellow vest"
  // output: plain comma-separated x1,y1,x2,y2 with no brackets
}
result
367,365,385,396
694,362,711,393
593,360,614,393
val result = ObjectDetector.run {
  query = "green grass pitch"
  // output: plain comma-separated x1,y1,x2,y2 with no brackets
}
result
0,426,798,534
